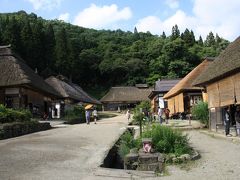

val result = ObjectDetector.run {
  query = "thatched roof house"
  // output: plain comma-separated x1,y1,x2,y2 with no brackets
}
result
69,82,101,105
0,45,60,97
163,58,214,115
193,37,240,131
149,79,181,113
45,76,101,105
100,86,153,111
0,45,60,114
194,37,240,87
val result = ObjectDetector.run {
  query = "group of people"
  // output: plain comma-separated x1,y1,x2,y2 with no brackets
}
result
125,107,170,124
158,107,170,124
224,106,240,137
85,108,98,125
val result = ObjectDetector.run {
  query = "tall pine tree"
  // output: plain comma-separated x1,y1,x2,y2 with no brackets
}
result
171,24,180,40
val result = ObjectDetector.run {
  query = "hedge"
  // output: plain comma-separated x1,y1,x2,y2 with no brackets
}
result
64,105,86,124
0,121,51,140
0,104,32,123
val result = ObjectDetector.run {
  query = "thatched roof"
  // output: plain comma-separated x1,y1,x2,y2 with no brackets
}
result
194,37,240,86
163,58,214,99
45,76,101,104
135,84,148,88
69,83,101,105
0,45,60,97
100,86,153,103
149,79,181,99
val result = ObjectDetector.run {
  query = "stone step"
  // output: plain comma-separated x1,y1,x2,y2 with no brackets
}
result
138,162,163,172
138,152,163,164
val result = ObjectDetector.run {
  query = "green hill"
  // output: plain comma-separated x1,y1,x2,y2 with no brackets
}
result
0,11,229,98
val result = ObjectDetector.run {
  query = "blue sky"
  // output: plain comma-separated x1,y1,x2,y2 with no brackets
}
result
0,0,240,41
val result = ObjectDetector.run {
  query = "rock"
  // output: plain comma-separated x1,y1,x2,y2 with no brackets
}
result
177,156,185,163
138,152,159,164
130,148,138,154
180,154,191,161
124,153,139,170
191,150,200,160
137,162,163,172
172,157,178,163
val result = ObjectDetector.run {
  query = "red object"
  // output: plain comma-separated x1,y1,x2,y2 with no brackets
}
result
143,142,152,153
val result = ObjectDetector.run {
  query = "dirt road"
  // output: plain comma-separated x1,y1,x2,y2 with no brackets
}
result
154,130,240,180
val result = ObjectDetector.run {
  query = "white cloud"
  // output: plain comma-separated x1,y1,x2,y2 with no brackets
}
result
26,0,63,10
136,10,195,37
73,4,132,29
58,13,70,22
165,0,179,9
136,0,240,41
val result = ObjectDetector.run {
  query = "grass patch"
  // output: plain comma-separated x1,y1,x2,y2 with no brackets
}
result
141,125,192,156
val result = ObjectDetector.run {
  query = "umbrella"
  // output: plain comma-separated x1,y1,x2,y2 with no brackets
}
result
85,104,93,110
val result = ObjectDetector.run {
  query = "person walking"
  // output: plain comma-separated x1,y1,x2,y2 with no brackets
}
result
126,109,131,122
235,106,240,137
158,107,163,124
93,108,98,124
224,106,231,136
85,110,91,125
164,108,170,124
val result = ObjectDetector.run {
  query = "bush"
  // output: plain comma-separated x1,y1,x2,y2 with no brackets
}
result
118,130,141,160
141,125,192,156
132,101,151,125
0,120,51,139
64,105,86,124
0,104,32,123
191,101,209,127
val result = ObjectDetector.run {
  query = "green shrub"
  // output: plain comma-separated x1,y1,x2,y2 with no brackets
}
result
191,101,209,127
0,104,32,123
64,105,86,124
118,130,141,160
132,101,151,125
137,101,151,111
0,120,51,139
141,125,192,156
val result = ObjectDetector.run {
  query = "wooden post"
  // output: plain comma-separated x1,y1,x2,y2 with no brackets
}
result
140,108,143,137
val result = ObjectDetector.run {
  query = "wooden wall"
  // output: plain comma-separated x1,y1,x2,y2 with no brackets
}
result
167,97,175,115
207,72,240,108
174,93,184,113
166,93,184,115
202,92,208,102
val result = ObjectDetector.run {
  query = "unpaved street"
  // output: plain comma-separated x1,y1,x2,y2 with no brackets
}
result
1,115,240,180
0,114,128,180
149,130,240,180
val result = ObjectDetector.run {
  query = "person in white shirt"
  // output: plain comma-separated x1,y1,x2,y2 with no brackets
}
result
93,108,98,124
126,109,130,122
158,107,163,124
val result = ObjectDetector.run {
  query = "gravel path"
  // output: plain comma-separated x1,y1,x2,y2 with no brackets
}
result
0,114,128,180
1,115,240,180
150,130,240,180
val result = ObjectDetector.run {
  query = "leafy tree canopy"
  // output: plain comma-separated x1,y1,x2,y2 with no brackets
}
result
0,11,230,98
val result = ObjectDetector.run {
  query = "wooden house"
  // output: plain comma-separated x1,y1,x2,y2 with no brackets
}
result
45,76,101,118
163,58,213,116
100,85,153,111
0,45,60,116
148,79,181,113
193,37,240,131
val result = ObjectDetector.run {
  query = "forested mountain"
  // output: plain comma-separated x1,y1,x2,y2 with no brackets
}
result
0,11,229,98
